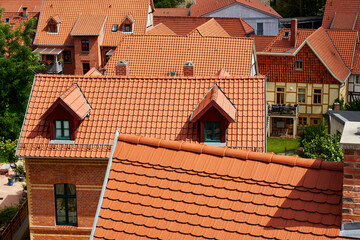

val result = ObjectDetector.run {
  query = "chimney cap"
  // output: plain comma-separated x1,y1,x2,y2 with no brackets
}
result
116,59,128,66
184,61,194,67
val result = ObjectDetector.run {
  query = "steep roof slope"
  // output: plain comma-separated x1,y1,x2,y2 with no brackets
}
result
153,16,254,37
92,133,345,240
146,23,176,35
16,74,265,159
154,7,190,16
0,0,42,12
188,18,230,37
191,0,281,18
104,35,255,76
34,0,152,46
322,0,360,31
253,35,275,51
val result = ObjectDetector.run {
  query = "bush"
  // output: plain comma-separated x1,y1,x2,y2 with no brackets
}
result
346,98,360,111
299,123,326,147
0,138,18,164
0,206,18,228
302,134,344,162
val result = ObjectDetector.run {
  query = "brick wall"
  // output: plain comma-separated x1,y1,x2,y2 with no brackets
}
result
257,44,340,84
183,66,194,76
26,158,108,239
73,36,102,75
343,149,360,224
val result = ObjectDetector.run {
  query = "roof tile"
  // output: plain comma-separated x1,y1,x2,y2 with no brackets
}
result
70,14,107,36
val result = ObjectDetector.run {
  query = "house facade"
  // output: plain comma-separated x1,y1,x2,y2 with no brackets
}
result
257,20,356,137
190,0,281,35
32,0,154,75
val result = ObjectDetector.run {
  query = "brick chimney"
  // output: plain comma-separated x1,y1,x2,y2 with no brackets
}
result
184,61,194,76
23,7,28,17
340,122,360,238
334,102,340,111
115,60,129,76
291,18,298,47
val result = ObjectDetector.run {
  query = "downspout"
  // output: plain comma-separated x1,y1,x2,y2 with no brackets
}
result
264,76,267,153
89,129,120,240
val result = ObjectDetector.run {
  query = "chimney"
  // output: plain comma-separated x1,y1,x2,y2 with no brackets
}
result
334,102,340,111
291,18,298,47
23,7,28,17
340,122,360,238
184,61,194,76
115,60,129,76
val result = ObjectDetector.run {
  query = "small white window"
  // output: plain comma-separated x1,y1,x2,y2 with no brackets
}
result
4,18,10,23
112,24,118,32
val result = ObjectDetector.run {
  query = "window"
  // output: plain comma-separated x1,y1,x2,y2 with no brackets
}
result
313,89,322,104
297,88,306,104
298,117,307,126
295,60,303,70
82,62,90,74
310,118,321,126
204,121,221,142
169,71,176,77
54,184,77,226
123,24,132,32
5,18,10,23
63,51,71,63
81,40,89,52
47,19,58,33
355,75,360,84
276,88,285,104
54,120,70,140
283,31,290,38
112,24,118,32
257,23,263,35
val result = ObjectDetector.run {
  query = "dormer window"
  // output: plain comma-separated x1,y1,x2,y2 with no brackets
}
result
48,21,57,33
124,24,131,32
112,24,118,32
120,15,134,33
46,16,61,33
283,31,290,38
55,120,71,140
204,121,221,142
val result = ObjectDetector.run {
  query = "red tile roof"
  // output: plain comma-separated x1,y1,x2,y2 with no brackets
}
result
85,67,103,76
190,0,281,18
70,15,107,36
352,43,360,74
322,0,360,31
153,7,190,16
153,16,254,37
190,85,237,123
146,23,176,35
92,133,345,240
253,35,275,51
105,35,255,76
188,18,230,37
0,0,42,12
17,74,265,159
34,0,152,46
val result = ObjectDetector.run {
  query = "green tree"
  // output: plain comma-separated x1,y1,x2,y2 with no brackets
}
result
271,0,325,18
346,98,360,111
0,9,43,140
154,0,184,8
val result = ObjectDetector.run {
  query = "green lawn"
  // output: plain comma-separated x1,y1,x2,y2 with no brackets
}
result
267,137,301,154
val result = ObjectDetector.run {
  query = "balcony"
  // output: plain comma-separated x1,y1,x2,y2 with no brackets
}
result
45,61,63,74
267,104,300,116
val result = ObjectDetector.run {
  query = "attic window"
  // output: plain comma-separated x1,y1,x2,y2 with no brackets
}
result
283,31,290,38
4,18,10,23
169,71,176,77
47,19,58,33
112,24,118,32
123,24,132,33
204,121,221,142
295,60,303,70
54,120,70,140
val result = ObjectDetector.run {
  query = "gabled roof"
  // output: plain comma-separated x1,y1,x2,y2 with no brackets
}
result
187,18,230,37
153,16,254,37
70,15,107,36
0,0,42,13
253,35,276,51
352,43,360,74
190,0,281,18
46,15,61,24
16,74,265,159
146,23,176,35
34,0,152,46
154,7,190,17
190,85,237,123
85,67,103,76
216,68,231,76
91,133,344,240
40,84,92,121
104,35,255,76
322,0,360,31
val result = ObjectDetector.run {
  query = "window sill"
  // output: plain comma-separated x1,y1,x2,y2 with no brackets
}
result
202,142,226,147
81,51,89,54
50,140,75,144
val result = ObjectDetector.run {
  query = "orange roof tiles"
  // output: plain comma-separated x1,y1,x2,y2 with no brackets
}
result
146,23,176,35
190,85,237,122
352,43,360,74
154,7,190,17
0,0,42,12
154,16,254,37
253,35,275,51
34,0,152,46
190,0,281,18
85,67,103,76
188,18,230,37
322,0,360,31
92,133,345,240
70,15,107,36
105,35,255,76
17,74,265,159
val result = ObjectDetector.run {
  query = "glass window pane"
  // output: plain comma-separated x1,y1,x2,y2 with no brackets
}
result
56,129,62,137
56,198,66,223
63,129,70,137
67,184,76,195
55,184,65,195
55,120,61,128
213,122,221,140
63,121,69,129
68,198,77,224
299,89,305,93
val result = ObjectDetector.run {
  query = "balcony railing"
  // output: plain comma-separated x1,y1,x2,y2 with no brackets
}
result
267,104,300,116
44,61,63,74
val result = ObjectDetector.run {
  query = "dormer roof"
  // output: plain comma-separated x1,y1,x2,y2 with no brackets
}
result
47,15,61,24
331,12,358,30
70,14,107,36
190,85,237,123
40,84,91,121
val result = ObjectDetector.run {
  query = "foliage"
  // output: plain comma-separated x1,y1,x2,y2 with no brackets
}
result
0,206,18,229
299,123,327,147
186,2,193,8
267,137,301,154
345,98,360,111
302,134,344,162
0,138,18,164
0,9,44,140
154,0,184,8
271,0,325,18
15,164,25,176
332,97,346,110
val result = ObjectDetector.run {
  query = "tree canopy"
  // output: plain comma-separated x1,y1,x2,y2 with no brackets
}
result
271,0,326,18
153,0,184,8
0,10,43,140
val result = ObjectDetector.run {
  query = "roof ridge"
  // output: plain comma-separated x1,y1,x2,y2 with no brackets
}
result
124,34,253,40
117,133,343,172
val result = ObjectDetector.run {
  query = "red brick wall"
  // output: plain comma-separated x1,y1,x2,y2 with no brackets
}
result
183,66,194,76
115,63,129,76
257,44,340,85
343,149,360,224
27,158,107,239
73,36,102,75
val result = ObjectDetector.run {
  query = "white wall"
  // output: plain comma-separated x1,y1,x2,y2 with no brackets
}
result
146,2,153,29
348,74,360,101
205,3,279,36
